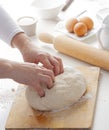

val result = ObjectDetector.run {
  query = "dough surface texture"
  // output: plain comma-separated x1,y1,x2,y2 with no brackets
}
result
25,66,87,111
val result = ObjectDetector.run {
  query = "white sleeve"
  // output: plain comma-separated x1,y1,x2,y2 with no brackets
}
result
0,6,24,45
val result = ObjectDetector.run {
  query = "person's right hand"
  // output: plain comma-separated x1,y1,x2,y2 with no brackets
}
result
10,62,55,97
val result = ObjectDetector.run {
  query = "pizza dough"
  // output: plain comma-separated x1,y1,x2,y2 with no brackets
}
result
25,66,87,111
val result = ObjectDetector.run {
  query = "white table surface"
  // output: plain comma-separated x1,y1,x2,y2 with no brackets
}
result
0,0,109,130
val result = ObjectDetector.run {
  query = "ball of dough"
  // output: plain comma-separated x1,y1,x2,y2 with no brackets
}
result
74,22,88,36
79,16,94,30
25,66,87,111
65,18,78,33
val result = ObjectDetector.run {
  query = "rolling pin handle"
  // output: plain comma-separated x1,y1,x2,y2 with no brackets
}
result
38,32,54,44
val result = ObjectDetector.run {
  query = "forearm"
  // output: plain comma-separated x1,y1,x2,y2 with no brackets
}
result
0,58,22,80
11,32,31,51
0,58,30,82
11,32,39,56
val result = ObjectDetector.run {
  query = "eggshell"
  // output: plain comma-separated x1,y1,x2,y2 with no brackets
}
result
79,16,94,30
74,22,88,36
65,18,78,33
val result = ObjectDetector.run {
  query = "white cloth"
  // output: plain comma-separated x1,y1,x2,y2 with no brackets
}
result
0,6,23,45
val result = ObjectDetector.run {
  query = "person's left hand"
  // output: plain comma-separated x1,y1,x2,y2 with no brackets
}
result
21,43,64,76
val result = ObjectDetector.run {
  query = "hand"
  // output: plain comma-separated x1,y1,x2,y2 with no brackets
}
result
10,62,55,97
22,44,64,76
11,33,64,76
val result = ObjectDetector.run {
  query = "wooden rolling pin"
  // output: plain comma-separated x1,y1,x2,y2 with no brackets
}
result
38,33,109,71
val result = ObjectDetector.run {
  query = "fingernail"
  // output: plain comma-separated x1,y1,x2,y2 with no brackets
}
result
47,85,51,89
47,84,52,89
40,93,45,98
39,91,45,98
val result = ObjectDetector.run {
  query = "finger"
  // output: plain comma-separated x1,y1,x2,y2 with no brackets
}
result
38,66,55,81
41,68,55,81
49,56,60,75
34,84,45,97
36,56,53,70
39,74,54,89
54,56,64,74
40,57,54,71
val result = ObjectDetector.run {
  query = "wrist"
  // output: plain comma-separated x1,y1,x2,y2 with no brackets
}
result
11,32,31,53
0,59,13,79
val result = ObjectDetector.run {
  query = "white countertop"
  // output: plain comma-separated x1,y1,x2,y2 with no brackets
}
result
0,0,109,130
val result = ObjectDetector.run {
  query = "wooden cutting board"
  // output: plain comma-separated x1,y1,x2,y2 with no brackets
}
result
5,66,100,130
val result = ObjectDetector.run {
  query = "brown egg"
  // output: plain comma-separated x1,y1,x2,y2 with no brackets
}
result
74,22,88,37
65,18,78,33
79,16,94,30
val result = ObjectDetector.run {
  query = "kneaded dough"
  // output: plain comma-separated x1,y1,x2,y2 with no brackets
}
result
25,66,87,111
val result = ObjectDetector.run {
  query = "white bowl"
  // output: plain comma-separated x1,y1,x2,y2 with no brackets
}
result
18,16,38,36
31,0,65,19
